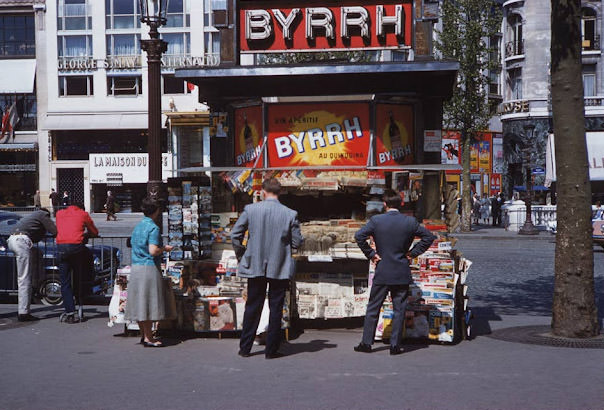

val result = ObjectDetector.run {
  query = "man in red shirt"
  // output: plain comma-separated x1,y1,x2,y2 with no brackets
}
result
56,203,99,323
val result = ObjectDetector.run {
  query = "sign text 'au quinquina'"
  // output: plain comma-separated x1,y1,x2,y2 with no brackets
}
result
240,1,413,52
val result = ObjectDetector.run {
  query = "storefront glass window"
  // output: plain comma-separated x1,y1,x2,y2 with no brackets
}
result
57,0,92,31
0,15,35,57
0,94,36,131
59,75,94,96
105,0,140,29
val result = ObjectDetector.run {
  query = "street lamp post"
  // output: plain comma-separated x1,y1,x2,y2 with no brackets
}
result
519,124,539,235
139,0,168,229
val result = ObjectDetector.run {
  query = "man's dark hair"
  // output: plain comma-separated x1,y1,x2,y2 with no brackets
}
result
383,190,402,209
262,178,281,195
141,197,159,217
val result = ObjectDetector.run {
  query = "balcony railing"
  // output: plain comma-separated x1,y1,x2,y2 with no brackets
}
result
585,96,604,106
505,40,524,58
582,35,600,51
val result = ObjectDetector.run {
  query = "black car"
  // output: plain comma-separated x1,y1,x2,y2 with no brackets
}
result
0,211,120,305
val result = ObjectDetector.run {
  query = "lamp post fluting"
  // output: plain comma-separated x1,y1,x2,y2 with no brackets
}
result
139,0,168,229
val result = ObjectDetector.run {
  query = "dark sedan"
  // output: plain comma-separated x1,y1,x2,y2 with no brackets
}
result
0,211,120,305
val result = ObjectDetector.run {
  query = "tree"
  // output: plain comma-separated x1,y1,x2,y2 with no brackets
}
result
435,0,501,231
550,0,598,337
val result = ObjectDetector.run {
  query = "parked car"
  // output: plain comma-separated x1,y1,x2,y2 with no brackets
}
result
545,218,604,250
0,211,120,305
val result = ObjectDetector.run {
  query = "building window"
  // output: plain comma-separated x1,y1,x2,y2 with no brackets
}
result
582,8,598,51
106,34,140,56
161,33,190,56
205,0,227,26
0,15,35,57
105,0,140,29
0,94,36,130
508,68,522,100
583,66,596,97
59,75,94,96
107,76,143,96
505,14,523,57
58,35,93,57
166,0,190,28
57,0,92,31
163,74,191,94
204,31,221,54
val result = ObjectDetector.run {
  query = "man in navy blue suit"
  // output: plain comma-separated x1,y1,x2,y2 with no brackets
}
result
354,190,436,355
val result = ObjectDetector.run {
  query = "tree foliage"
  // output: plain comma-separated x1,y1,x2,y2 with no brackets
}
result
435,0,501,231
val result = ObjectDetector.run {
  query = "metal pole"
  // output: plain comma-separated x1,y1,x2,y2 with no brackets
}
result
141,23,167,230
519,147,539,235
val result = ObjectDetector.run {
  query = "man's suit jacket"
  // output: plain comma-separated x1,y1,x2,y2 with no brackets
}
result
355,210,436,285
231,198,303,281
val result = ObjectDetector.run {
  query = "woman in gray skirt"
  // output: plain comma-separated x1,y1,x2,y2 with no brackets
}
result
125,198,172,347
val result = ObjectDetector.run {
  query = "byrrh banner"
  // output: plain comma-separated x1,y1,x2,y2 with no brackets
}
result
240,0,413,53
234,106,264,167
267,103,370,167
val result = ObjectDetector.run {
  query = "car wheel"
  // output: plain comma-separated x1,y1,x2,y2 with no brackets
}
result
38,275,63,306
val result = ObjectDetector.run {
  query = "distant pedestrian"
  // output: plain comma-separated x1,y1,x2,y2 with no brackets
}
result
56,202,98,323
49,188,59,216
480,194,490,224
33,190,41,208
105,190,117,221
491,193,502,226
125,198,173,347
472,193,481,224
354,190,435,355
594,201,603,220
231,178,303,359
61,191,70,207
7,208,57,321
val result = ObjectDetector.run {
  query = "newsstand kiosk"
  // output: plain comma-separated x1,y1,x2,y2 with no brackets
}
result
166,0,473,342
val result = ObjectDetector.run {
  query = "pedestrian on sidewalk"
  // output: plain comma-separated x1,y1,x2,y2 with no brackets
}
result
353,190,436,355
472,193,481,225
49,188,59,216
61,191,70,207
33,190,41,209
594,201,603,220
231,178,303,359
124,198,173,347
7,208,56,321
56,202,98,324
491,192,502,227
105,190,117,221
480,194,490,225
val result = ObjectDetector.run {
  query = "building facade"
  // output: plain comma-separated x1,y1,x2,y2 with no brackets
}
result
0,0,43,207
499,0,604,196
37,0,221,211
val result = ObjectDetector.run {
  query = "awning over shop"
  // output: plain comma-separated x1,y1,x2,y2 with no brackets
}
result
176,61,459,106
0,143,37,151
545,132,604,183
0,60,36,94
165,111,210,126
177,164,462,173
43,113,148,130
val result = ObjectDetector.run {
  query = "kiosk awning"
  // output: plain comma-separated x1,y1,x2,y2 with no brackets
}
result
176,61,459,106
0,60,36,94
177,164,462,173
546,132,604,183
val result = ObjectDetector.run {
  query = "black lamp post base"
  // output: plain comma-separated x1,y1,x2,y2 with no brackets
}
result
518,221,540,235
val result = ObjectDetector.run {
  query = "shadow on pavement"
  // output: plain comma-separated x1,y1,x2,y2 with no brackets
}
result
280,339,338,356
469,306,503,337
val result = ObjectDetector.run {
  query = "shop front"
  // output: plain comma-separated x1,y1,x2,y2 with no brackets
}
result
0,143,38,207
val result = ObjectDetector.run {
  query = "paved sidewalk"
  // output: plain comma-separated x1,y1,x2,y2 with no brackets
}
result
450,225,554,240
0,304,602,410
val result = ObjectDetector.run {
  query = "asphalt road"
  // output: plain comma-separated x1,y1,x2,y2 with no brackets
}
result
1,234,603,410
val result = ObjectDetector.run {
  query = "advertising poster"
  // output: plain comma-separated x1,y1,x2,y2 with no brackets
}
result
234,106,263,167
470,133,492,172
375,104,414,166
267,103,370,167
490,173,501,195
240,1,413,53
424,130,442,152
441,131,461,165
492,135,504,174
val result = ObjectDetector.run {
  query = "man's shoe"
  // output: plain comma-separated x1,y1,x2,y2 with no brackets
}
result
390,346,403,356
265,351,285,359
238,350,251,358
60,313,80,324
17,314,39,322
354,343,372,353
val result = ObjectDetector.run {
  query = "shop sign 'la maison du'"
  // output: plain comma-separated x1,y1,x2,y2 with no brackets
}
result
240,0,413,53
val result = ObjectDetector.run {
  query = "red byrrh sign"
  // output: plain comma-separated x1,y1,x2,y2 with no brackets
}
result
240,1,413,53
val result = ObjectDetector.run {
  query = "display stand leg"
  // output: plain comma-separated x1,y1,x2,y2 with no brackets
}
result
285,328,289,341
218,332,222,340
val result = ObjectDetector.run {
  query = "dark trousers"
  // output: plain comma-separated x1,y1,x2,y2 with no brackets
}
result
240,276,288,356
361,284,409,348
492,211,501,226
57,244,91,313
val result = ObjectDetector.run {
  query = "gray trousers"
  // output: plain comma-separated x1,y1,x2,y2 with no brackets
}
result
8,234,33,315
361,284,409,348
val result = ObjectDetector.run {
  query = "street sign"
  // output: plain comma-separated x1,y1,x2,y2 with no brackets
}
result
532,167,545,175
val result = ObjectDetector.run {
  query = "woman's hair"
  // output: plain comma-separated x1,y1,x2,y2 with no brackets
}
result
141,197,159,217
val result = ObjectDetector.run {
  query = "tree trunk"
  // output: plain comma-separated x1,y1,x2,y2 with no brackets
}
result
460,130,472,231
550,0,598,337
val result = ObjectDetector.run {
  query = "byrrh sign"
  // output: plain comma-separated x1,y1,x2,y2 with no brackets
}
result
240,0,413,52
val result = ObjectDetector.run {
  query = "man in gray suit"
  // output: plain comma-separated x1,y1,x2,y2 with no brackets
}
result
354,190,435,355
231,178,303,359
